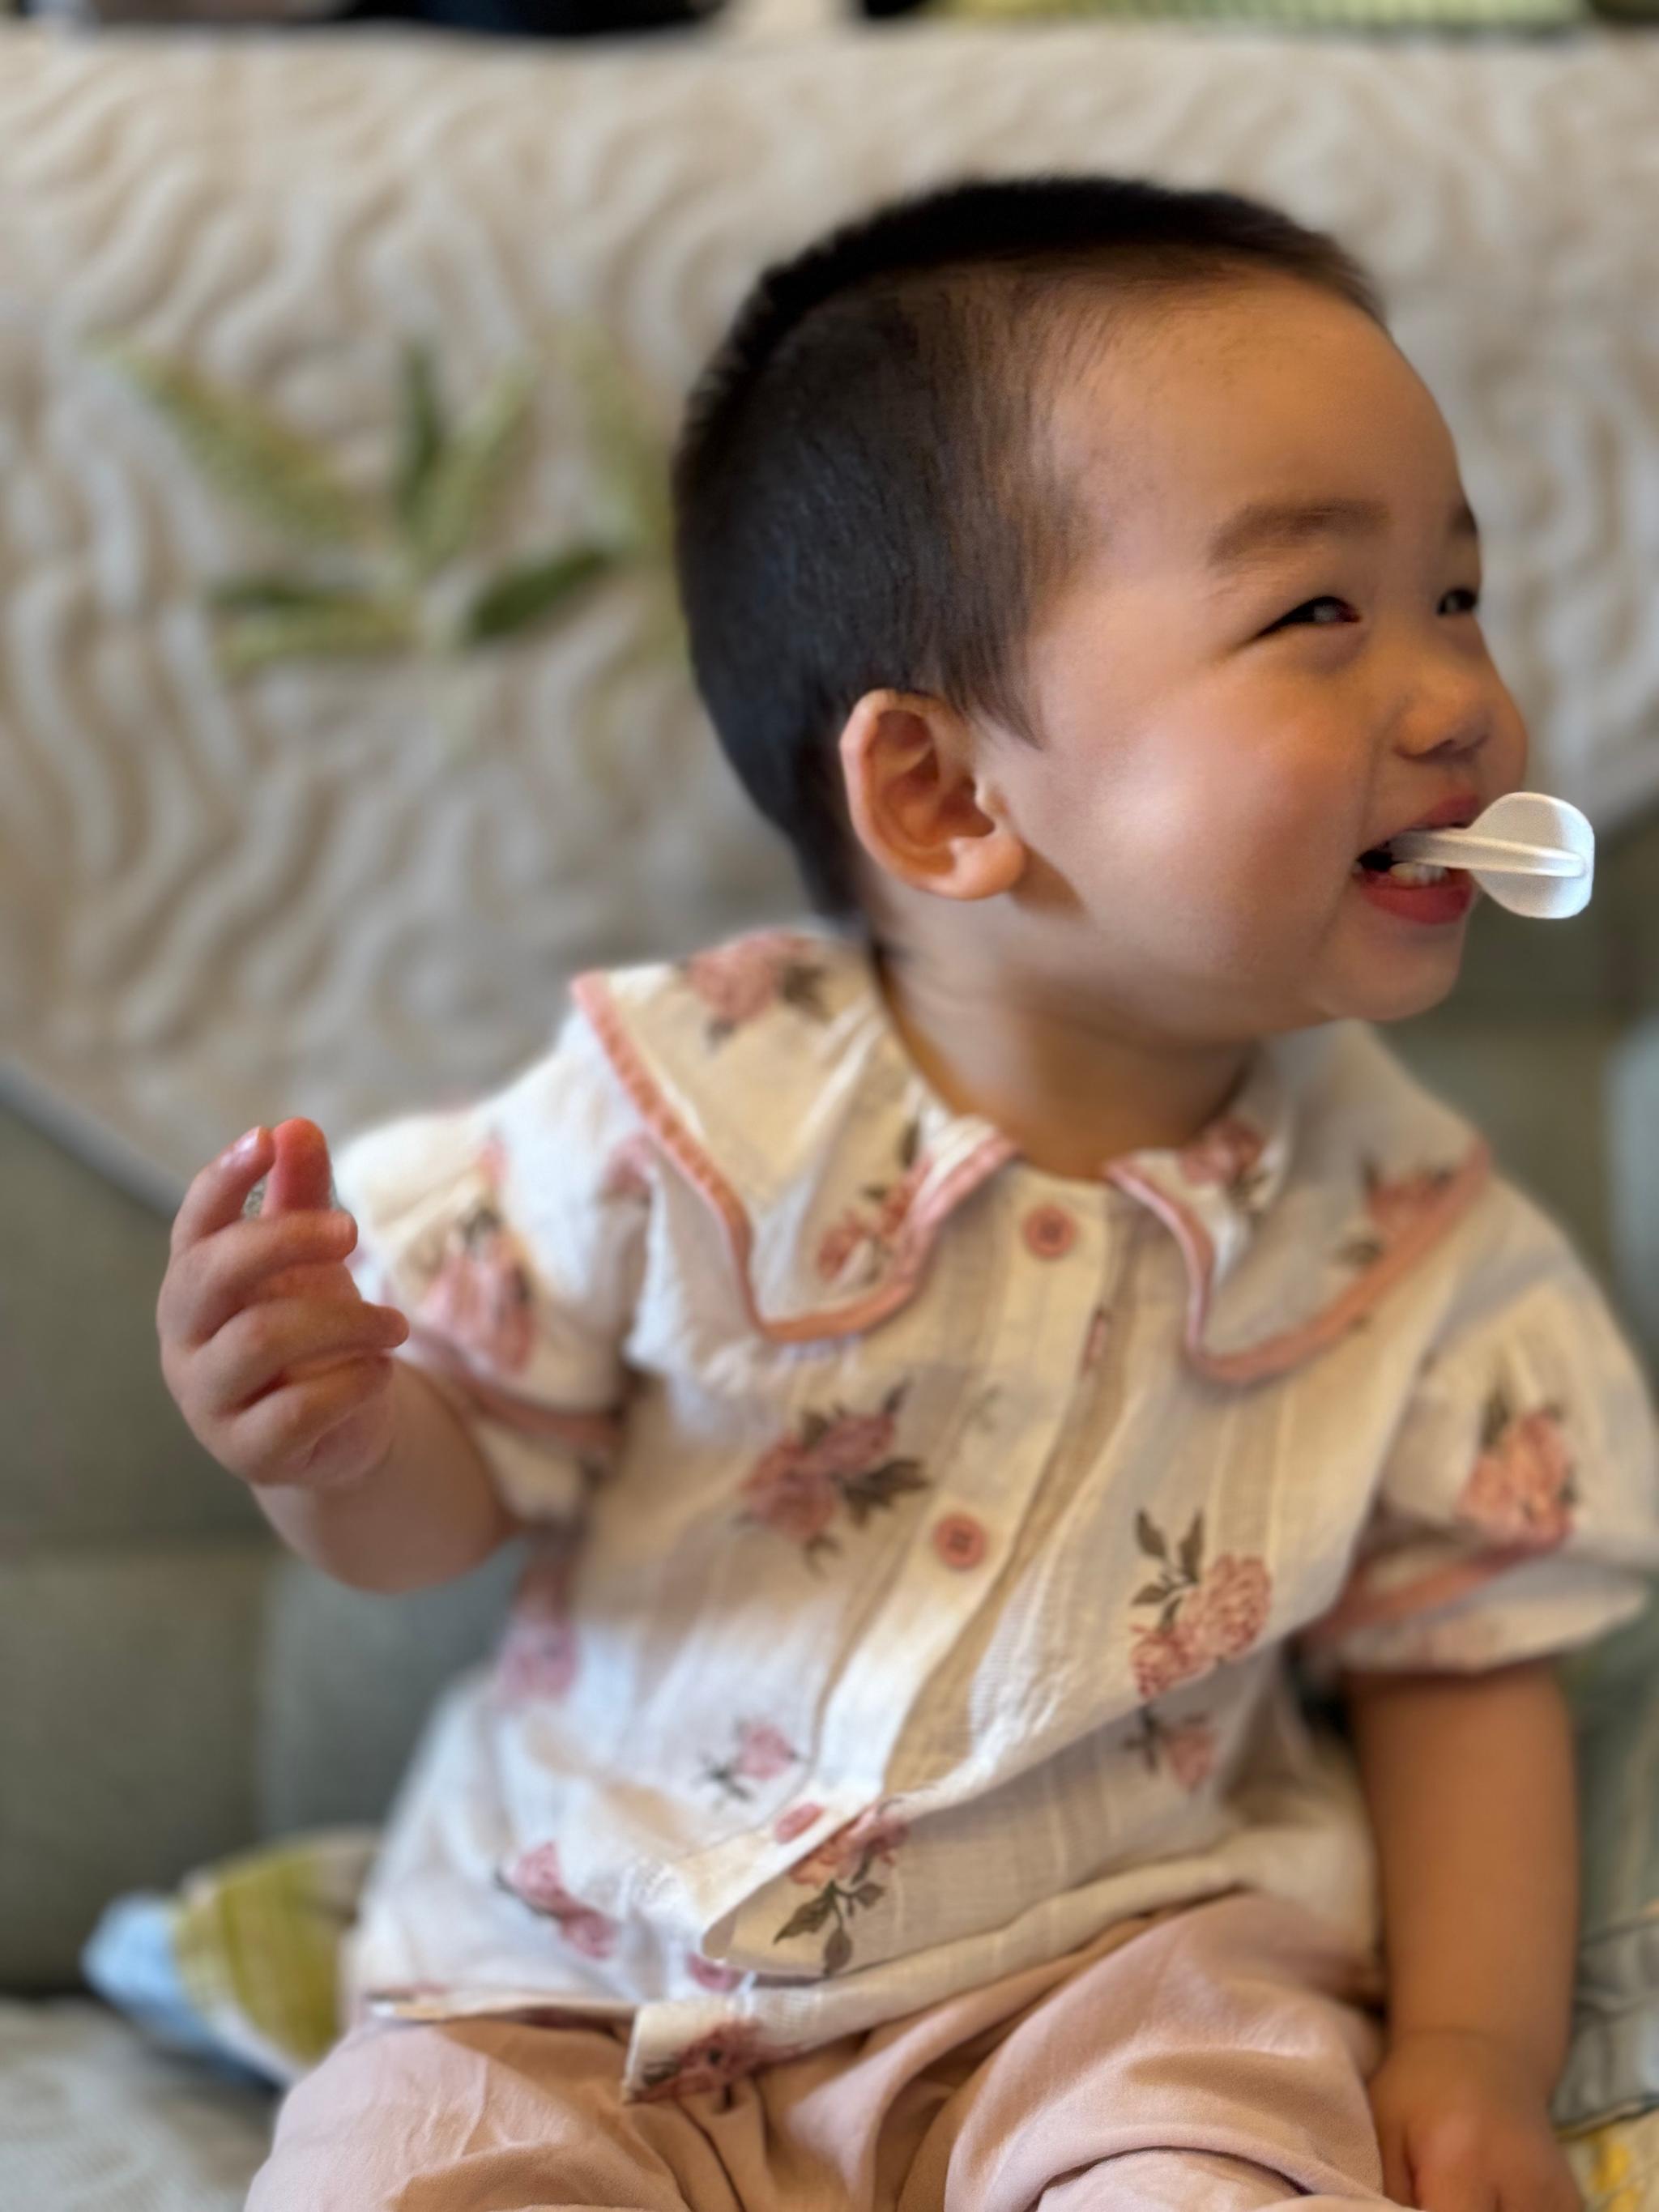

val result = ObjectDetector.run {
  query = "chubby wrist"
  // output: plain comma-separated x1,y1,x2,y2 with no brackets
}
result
1382,2018,1564,2102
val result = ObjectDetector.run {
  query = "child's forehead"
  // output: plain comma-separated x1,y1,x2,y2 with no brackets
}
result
1047,278,1465,560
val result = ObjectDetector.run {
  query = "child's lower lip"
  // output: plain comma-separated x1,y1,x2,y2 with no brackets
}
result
1352,870,1477,927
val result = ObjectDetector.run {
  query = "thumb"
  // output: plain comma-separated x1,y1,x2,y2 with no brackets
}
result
260,1118,335,1217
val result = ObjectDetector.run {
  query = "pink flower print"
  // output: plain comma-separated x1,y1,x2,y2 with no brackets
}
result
1165,1719,1218,1793
1128,1710,1217,1793
799,1409,899,1483
1342,1160,1457,1268
493,1613,578,1705
775,1801,909,1976
1129,1509,1273,1695
501,1842,618,1960
1458,1394,1576,1551
734,1720,795,1781
419,1200,535,1373
738,1387,925,1562
639,2019,772,2101
836,1805,909,1876
815,1123,928,1289
1132,1622,1201,1700
683,933,830,1045
1179,1116,1269,1210
788,1805,910,1890
1181,1555,1273,1667
739,1442,839,1549
600,1134,654,1205
772,1802,825,1847
701,1717,800,1803
561,1909,619,1961
686,1953,745,1995
493,1548,579,1704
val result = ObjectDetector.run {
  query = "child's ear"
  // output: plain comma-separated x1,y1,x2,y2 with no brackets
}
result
838,690,1026,902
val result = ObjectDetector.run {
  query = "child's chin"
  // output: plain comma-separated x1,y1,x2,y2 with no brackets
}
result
1338,950,1466,1027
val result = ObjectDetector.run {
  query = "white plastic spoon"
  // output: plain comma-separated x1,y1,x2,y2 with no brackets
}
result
1388,791,1595,920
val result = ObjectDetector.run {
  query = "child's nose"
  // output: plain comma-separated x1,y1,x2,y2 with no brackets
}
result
1392,659,1495,765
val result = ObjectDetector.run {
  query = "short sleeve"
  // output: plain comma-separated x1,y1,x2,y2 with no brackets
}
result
333,1009,651,1522
1311,1187,1659,1677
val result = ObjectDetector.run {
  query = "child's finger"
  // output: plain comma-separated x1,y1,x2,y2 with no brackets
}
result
198,1295,409,1415
163,1211,358,1345
247,1255,366,1311
230,1356,396,1484
169,1127,275,1258
260,1118,335,1219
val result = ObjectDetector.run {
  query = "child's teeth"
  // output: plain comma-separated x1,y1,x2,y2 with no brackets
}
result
1384,861,1448,886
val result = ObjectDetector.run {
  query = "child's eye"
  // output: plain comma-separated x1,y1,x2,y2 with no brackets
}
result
1439,586,1481,616
1263,596,1355,634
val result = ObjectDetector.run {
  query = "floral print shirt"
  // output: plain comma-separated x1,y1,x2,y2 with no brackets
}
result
336,929,1659,2101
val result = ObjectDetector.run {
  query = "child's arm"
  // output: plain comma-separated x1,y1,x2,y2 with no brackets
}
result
1346,1662,1580,2212
255,1360,514,1593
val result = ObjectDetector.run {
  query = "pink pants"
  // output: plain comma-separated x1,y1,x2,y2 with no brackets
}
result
248,1893,1397,2210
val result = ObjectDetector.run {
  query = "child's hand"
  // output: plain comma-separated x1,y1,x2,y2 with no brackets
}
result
1367,2028,1580,2210
157,1119,411,1493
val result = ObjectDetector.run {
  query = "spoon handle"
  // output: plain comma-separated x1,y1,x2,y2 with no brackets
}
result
1390,829,1588,880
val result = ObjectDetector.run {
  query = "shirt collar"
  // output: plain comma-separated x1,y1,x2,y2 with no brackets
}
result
573,928,1486,1380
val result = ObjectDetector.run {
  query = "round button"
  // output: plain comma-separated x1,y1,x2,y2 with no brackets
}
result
1022,1204,1077,1259
932,1512,987,1571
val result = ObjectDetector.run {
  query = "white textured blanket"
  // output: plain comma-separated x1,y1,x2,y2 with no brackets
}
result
2,19,1656,1195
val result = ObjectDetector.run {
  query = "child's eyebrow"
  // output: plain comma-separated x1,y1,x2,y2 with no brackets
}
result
1205,496,1480,573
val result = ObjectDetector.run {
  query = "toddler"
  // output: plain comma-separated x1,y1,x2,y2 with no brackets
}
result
157,177,1659,2211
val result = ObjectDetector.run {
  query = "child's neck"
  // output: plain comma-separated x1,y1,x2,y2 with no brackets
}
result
875,942,1253,1183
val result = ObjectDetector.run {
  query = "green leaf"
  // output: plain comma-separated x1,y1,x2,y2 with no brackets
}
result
211,576,367,616
460,545,614,646
408,360,537,574
1480,1389,1512,1451
823,1924,854,1975
774,1892,837,1943
1133,1583,1171,1608
394,343,448,536
1179,1512,1205,1582
781,967,830,1021
851,1882,884,1910
1136,1510,1168,1562
97,343,376,549
557,321,672,556
868,1460,927,1500
215,592,416,677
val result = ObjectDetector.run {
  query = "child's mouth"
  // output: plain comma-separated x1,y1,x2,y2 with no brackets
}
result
1350,844,1476,926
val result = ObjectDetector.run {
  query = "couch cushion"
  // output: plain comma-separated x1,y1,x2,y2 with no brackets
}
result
257,1546,524,1836
0,1548,273,1989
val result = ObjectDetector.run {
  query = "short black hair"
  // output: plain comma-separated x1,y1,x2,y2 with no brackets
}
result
672,175,1383,916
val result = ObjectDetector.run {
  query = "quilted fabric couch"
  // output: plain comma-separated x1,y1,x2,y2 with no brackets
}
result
4,11,1659,2206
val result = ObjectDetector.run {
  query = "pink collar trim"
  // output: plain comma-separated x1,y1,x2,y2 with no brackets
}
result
1107,1140,1491,1386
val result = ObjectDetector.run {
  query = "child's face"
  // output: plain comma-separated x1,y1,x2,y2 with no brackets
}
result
988,276,1528,1039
